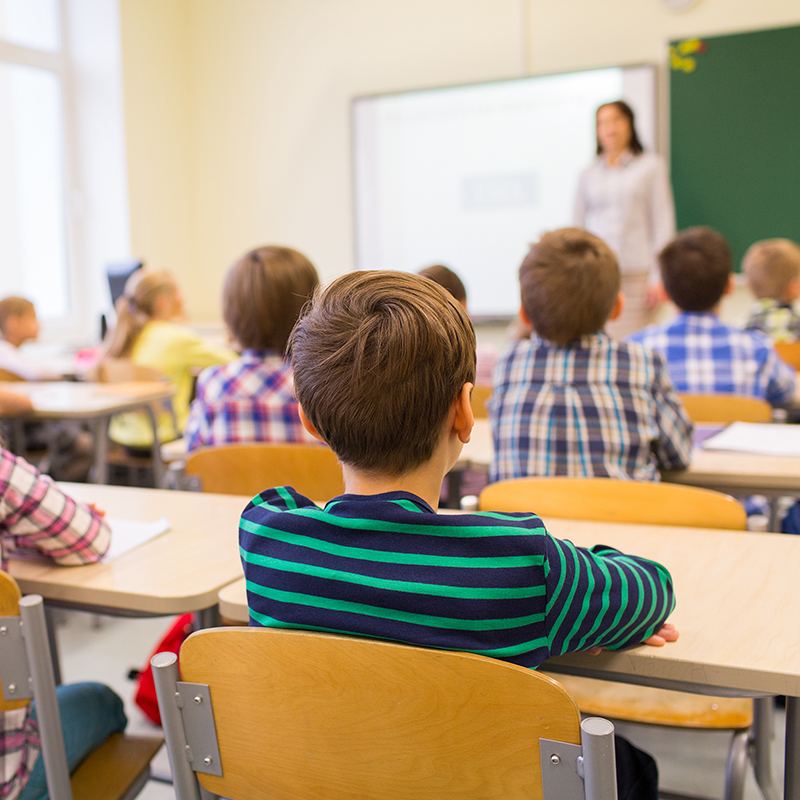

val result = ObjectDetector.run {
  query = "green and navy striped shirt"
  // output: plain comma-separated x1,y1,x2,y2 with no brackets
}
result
239,487,675,668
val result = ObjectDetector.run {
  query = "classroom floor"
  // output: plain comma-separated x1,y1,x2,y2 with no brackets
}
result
57,609,785,800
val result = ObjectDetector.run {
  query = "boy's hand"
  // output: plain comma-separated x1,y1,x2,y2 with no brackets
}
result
642,623,679,646
585,623,679,656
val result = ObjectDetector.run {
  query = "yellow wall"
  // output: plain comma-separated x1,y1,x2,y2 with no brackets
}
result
121,0,800,322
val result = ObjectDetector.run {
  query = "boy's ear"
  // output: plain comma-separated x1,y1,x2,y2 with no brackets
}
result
724,274,736,297
518,305,532,328
454,383,475,444
608,291,625,321
298,405,326,443
787,276,800,302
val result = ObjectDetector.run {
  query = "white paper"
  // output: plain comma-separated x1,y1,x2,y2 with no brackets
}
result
703,422,800,457
102,516,172,561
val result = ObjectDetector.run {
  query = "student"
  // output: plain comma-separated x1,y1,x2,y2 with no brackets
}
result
0,297,60,380
239,270,677,798
0,448,126,800
488,228,692,484
417,264,497,386
184,246,319,451
627,227,797,406
104,270,236,450
742,238,800,343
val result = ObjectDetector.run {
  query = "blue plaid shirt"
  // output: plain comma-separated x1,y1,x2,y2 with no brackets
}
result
488,333,693,483
627,312,796,406
184,350,316,451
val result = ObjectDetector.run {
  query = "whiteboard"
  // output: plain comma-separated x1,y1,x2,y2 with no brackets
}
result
353,65,657,319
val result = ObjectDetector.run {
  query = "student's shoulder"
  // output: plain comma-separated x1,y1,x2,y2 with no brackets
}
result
240,486,318,521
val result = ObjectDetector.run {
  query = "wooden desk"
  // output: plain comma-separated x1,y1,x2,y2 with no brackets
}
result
220,515,800,798
8,483,247,622
460,418,800,499
2,381,176,484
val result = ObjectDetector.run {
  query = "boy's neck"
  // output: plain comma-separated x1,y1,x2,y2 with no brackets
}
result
341,455,451,511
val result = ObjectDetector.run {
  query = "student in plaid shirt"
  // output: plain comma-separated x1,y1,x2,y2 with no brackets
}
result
185,246,320,452
627,228,797,406
489,228,693,483
742,238,800,344
0,448,126,800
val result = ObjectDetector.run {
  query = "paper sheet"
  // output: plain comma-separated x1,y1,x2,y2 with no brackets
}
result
702,422,800,457
103,517,172,561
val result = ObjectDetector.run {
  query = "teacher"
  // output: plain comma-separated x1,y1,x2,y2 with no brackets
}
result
574,100,676,338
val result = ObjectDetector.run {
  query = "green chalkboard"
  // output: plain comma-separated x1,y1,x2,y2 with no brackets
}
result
670,24,800,271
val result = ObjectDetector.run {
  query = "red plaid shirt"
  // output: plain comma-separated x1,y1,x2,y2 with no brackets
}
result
0,448,110,798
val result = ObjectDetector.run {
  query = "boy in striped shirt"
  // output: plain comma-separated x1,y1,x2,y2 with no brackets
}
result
239,270,677,667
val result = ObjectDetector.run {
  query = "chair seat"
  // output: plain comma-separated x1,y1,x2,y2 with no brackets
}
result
544,674,752,730
70,733,164,800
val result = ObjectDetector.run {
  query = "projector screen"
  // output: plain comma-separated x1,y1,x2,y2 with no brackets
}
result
353,65,657,318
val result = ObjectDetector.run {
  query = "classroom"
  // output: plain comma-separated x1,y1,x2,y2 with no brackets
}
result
3,1,800,799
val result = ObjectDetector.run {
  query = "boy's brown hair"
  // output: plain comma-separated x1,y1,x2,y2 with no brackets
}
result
742,238,800,301
223,246,319,354
0,297,34,335
418,264,467,305
519,228,620,344
659,227,731,312
289,271,476,476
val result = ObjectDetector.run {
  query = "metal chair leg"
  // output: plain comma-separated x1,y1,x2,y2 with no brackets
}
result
752,696,780,800
724,730,749,800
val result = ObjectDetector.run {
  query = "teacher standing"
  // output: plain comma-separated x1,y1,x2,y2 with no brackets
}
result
574,100,676,338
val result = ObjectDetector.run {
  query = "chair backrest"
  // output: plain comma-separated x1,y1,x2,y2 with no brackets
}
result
678,393,772,423
155,627,591,800
91,358,166,384
0,572,28,713
0,368,24,382
184,442,345,501
471,385,492,419
480,477,747,530
774,341,800,371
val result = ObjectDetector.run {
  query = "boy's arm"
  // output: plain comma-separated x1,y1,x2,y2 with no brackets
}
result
650,354,693,470
543,531,675,658
1,449,110,566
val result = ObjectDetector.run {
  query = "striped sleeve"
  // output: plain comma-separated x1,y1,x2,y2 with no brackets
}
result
543,533,675,656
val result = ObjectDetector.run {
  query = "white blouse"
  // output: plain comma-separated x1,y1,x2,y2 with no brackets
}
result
574,151,676,277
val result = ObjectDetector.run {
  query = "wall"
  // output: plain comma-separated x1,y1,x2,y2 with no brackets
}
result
120,0,800,323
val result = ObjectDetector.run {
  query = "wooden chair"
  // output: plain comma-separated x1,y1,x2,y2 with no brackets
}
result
678,393,772,424
471,384,492,419
479,476,754,800
152,626,619,800
480,476,747,529
185,442,345,501
0,367,24,381
0,572,163,800
93,358,178,487
774,341,800,370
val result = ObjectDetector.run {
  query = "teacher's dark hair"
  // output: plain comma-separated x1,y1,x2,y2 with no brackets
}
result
596,100,644,156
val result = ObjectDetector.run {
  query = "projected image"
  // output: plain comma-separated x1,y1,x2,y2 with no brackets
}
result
353,66,656,318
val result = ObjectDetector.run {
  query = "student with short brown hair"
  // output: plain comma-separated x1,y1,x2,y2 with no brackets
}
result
184,245,319,451
0,296,59,380
742,238,800,342
489,227,692,482
239,269,677,798
628,227,796,405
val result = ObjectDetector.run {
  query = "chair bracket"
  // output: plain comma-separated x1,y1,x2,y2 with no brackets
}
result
540,739,585,800
0,616,32,701
175,681,223,776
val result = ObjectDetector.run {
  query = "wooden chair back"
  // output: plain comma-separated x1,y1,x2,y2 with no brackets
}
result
91,358,166,384
176,627,583,800
774,341,800,370
0,572,28,712
185,443,345,501
471,385,492,419
0,368,24,382
480,477,747,530
678,393,772,423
